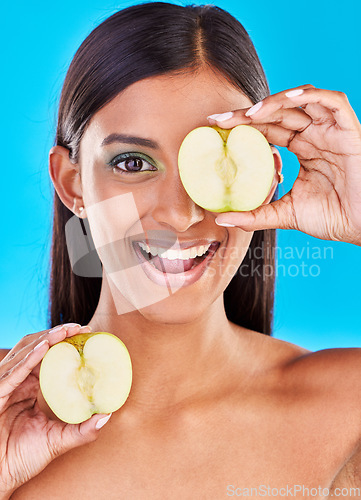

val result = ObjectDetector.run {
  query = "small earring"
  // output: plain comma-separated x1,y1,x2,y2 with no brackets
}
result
278,173,284,184
79,206,84,212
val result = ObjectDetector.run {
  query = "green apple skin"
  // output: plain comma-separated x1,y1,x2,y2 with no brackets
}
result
39,332,132,424
178,125,275,212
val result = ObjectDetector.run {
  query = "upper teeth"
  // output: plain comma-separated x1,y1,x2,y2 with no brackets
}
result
137,242,211,260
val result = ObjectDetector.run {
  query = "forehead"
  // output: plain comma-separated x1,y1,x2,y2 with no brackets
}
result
81,67,253,151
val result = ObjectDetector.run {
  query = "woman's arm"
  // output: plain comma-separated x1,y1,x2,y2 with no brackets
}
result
209,85,361,247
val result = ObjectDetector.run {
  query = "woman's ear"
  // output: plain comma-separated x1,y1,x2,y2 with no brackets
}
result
49,146,85,218
261,146,283,205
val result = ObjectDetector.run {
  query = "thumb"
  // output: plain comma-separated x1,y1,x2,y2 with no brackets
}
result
48,413,112,458
215,194,296,232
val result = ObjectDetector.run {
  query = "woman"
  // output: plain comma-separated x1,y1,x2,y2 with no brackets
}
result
1,2,361,498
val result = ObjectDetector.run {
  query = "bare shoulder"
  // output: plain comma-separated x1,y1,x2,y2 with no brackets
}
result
267,334,361,404
256,330,361,392
291,345,361,455
282,340,361,448
284,343,361,396
266,335,361,487
251,330,361,432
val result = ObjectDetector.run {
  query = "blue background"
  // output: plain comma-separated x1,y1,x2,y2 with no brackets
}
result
1,0,360,350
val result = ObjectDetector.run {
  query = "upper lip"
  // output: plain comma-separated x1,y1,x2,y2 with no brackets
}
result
133,239,219,250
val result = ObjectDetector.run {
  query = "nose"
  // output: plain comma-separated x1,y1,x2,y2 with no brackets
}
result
151,169,205,232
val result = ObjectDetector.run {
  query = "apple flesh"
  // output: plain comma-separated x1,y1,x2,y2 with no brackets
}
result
39,332,132,424
178,125,275,212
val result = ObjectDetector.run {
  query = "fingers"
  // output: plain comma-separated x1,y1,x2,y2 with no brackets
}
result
207,113,310,152
2,324,91,373
245,123,298,150
247,87,358,131
215,193,297,232
2,325,69,365
0,340,50,401
208,85,359,132
31,324,92,379
209,104,313,136
46,412,112,459
283,87,359,130
0,324,92,401
207,84,315,129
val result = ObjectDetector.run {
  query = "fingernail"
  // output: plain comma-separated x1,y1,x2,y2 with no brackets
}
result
79,325,92,333
215,219,236,227
207,113,220,120
245,101,263,117
63,323,81,328
34,339,48,351
212,111,233,122
95,413,112,429
285,89,304,98
49,326,64,334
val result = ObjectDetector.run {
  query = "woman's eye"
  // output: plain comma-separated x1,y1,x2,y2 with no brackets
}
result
109,154,157,174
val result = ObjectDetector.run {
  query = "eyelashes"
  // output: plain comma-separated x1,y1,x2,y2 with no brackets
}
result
108,152,157,175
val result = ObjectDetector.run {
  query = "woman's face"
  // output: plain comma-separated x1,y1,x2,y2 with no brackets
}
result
77,67,270,323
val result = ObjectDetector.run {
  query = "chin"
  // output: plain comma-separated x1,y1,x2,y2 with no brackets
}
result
135,290,218,325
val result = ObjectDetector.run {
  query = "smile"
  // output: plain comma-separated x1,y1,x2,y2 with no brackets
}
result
137,241,212,260
132,240,220,287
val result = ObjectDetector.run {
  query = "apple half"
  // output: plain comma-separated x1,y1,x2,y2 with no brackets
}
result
178,125,275,212
39,332,132,424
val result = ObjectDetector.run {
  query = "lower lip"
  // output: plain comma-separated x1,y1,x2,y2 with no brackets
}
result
133,242,220,288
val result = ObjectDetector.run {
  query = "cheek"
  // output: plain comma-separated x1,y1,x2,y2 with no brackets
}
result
83,188,160,275
81,164,154,216
84,193,146,281
86,192,142,244
82,190,180,314
227,231,254,262
218,231,254,281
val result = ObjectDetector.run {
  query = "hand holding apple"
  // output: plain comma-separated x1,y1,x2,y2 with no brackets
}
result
208,85,361,246
0,324,114,498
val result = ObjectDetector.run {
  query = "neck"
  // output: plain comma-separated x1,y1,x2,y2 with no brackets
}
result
88,274,251,417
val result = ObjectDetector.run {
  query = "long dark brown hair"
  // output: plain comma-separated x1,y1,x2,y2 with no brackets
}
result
49,1,278,335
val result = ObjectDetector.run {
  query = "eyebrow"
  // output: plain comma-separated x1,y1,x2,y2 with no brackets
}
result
101,133,159,149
